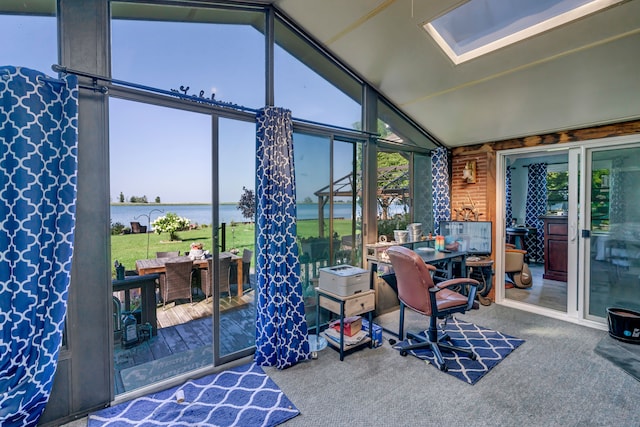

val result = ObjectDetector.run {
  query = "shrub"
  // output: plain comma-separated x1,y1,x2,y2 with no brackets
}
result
111,222,126,235
151,212,191,241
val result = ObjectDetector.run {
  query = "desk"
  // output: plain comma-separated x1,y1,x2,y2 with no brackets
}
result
135,253,244,297
112,274,159,336
367,250,467,316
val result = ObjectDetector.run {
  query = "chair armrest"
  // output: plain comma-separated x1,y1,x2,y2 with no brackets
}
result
438,277,480,289
506,248,527,255
436,278,481,311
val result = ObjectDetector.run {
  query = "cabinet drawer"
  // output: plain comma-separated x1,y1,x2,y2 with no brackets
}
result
546,222,567,236
319,291,375,317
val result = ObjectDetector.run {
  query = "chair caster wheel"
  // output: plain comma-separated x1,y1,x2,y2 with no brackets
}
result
400,350,408,357
470,353,477,361
440,364,448,372
311,351,318,359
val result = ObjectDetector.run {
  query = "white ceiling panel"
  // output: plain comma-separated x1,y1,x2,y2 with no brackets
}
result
273,0,640,147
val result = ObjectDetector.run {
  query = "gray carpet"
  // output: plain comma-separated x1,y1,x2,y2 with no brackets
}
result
594,334,640,382
62,304,640,427
264,304,640,427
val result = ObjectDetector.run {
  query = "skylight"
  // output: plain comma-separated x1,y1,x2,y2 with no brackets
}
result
424,0,623,64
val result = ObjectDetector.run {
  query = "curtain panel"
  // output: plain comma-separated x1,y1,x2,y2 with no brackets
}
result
431,147,451,233
524,163,547,263
0,66,78,425
506,166,513,226
254,106,310,369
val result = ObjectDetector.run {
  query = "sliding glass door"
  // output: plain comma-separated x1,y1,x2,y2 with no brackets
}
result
499,138,640,327
502,151,572,313
585,144,640,321
216,117,257,361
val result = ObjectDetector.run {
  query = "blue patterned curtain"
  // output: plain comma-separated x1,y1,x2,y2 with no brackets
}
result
0,66,78,425
431,147,451,234
505,166,513,226
254,106,310,369
524,163,547,263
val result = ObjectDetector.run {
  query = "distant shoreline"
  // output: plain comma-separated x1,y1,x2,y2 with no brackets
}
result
110,202,233,206
110,202,352,206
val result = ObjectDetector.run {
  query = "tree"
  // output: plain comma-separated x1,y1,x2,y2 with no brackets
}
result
119,192,125,203
237,186,256,222
155,196,161,203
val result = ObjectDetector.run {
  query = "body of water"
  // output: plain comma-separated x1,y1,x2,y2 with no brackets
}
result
110,203,357,228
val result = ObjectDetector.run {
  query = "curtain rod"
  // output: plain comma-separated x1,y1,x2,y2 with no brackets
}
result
522,161,567,167
52,64,379,138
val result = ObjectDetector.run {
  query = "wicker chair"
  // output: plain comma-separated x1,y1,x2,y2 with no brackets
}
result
201,256,231,300
156,251,180,258
159,260,194,309
242,249,253,285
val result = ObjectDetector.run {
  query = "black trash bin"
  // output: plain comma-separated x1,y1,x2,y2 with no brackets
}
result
607,307,640,344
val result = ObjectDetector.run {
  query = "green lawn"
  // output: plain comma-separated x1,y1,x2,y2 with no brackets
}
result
111,219,357,275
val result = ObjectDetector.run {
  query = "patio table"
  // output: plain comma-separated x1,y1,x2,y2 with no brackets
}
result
135,252,245,297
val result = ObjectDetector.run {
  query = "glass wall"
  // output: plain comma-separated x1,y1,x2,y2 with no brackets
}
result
293,131,363,327
588,145,640,318
274,16,362,129
109,96,213,394
0,7,57,77
294,131,331,323
106,0,432,396
111,3,265,108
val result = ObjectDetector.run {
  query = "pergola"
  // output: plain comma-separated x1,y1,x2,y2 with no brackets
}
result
312,164,410,237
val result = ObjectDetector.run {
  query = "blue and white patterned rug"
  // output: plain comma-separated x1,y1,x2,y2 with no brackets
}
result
88,362,299,426
393,317,525,384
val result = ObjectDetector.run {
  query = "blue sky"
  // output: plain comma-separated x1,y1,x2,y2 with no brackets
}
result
1,13,360,203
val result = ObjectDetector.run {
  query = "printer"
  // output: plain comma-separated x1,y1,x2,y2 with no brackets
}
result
318,265,370,296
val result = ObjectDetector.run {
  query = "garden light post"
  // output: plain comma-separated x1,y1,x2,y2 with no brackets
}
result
135,208,163,259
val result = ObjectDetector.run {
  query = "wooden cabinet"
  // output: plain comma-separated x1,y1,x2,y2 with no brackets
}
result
542,215,568,282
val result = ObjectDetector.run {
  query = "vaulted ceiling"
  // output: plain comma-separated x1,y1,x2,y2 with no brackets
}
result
272,0,640,148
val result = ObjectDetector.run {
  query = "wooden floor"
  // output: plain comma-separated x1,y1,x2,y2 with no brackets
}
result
114,287,256,395
505,263,567,311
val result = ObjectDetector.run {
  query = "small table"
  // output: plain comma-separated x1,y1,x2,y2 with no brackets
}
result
465,257,494,305
506,227,533,252
135,253,244,296
112,274,159,336
316,288,375,361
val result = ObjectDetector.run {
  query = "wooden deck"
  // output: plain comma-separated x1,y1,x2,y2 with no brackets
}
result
114,290,255,395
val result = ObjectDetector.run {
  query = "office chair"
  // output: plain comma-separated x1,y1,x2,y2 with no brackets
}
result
386,245,480,372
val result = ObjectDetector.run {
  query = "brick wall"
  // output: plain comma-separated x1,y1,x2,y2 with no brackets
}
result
451,153,490,223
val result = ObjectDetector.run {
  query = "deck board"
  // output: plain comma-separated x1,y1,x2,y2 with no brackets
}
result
114,291,255,395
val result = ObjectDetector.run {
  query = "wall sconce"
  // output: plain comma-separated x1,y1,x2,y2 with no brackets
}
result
462,160,476,183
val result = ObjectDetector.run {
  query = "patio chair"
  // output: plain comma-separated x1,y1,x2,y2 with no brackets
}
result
201,256,231,300
130,221,147,234
159,260,194,309
242,249,253,285
156,251,180,258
